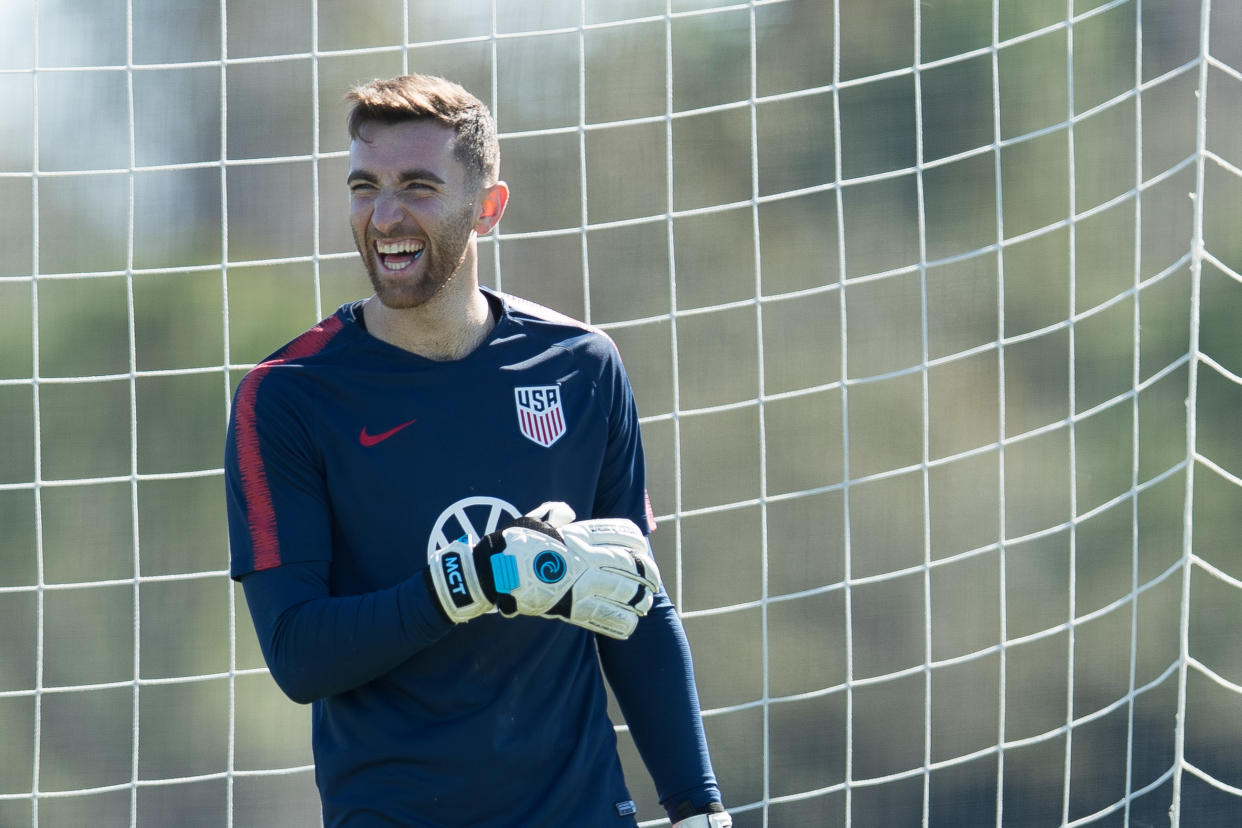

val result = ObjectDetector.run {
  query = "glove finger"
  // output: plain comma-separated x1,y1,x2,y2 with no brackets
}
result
594,548,661,594
595,565,660,597
562,532,661,585
561,519,647,552
578,568,657,611
549,595,640,640
564,526,661,591
524,501,576,528
630,552,662,593
628,584,653,615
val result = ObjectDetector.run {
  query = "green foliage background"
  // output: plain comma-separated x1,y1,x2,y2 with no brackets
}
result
1,0,1240,826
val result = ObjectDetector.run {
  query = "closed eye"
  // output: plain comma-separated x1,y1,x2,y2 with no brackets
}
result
347,172,378,195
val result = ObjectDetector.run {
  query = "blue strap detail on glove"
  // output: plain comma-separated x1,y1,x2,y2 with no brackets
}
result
490,553,521,594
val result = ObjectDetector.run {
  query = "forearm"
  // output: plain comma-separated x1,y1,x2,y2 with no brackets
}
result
598,593,722,821
241,562,453,704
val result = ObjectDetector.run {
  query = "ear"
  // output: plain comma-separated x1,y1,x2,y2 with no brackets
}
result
474,181,509,234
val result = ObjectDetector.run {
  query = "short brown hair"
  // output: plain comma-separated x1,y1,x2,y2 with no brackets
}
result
345,74,499,187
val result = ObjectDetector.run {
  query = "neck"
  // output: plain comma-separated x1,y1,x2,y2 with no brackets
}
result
364,283,495,362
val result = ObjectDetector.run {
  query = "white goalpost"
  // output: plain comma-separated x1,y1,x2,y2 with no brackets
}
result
1,0,1241,826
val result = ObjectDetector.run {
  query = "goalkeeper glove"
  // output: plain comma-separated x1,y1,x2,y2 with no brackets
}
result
673,810,732,828
427,502,662,640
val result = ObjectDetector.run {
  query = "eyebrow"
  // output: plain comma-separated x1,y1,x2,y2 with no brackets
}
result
346,168,447,186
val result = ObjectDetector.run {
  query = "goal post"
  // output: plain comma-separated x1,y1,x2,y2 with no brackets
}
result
1,0,1241,826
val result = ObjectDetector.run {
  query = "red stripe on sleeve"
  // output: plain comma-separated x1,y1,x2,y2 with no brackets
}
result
233,316,344,572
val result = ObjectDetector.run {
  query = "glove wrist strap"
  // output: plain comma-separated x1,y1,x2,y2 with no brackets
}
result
673,813,732,828
430,538,492,623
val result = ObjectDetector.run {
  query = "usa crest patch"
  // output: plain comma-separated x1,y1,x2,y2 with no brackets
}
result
514,385,566,448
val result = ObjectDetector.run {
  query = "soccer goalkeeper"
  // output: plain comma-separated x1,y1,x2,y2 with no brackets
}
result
224,73,731,827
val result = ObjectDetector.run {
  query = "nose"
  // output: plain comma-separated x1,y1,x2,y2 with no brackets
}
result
370,190,406,234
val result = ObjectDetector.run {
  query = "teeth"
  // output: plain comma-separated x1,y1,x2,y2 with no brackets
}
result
376,239,425,255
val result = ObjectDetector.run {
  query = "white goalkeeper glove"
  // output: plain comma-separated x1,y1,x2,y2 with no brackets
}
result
426,502,662,640
673,811,732,828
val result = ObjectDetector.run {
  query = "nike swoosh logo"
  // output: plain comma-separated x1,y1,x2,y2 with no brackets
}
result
359,419,417,447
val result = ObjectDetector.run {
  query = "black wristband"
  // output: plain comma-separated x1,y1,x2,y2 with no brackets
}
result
471,531,505,602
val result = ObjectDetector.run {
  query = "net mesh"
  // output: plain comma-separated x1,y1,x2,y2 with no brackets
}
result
1,0,1241,825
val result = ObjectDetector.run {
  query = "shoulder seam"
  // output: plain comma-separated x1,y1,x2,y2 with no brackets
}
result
498,291,618,349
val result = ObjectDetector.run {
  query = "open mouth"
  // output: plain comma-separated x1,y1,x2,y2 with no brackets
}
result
375,239,425,272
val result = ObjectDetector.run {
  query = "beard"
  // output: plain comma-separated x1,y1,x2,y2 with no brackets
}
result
355,202,477,310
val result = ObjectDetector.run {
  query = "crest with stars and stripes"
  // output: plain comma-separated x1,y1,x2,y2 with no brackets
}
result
514,385,566,448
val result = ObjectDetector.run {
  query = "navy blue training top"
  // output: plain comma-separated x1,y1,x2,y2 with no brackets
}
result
224,289,721,827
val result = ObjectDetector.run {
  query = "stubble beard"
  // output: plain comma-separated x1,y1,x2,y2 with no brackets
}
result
356,203,477,310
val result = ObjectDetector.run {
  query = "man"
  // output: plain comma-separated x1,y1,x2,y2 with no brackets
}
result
224,73,732,827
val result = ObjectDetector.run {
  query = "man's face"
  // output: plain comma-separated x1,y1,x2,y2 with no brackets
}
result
347,120,481,309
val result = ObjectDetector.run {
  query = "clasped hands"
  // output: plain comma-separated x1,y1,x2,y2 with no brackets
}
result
428,502,662,640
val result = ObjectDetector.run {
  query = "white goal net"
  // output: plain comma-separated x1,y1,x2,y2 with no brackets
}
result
1,0,1241,826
